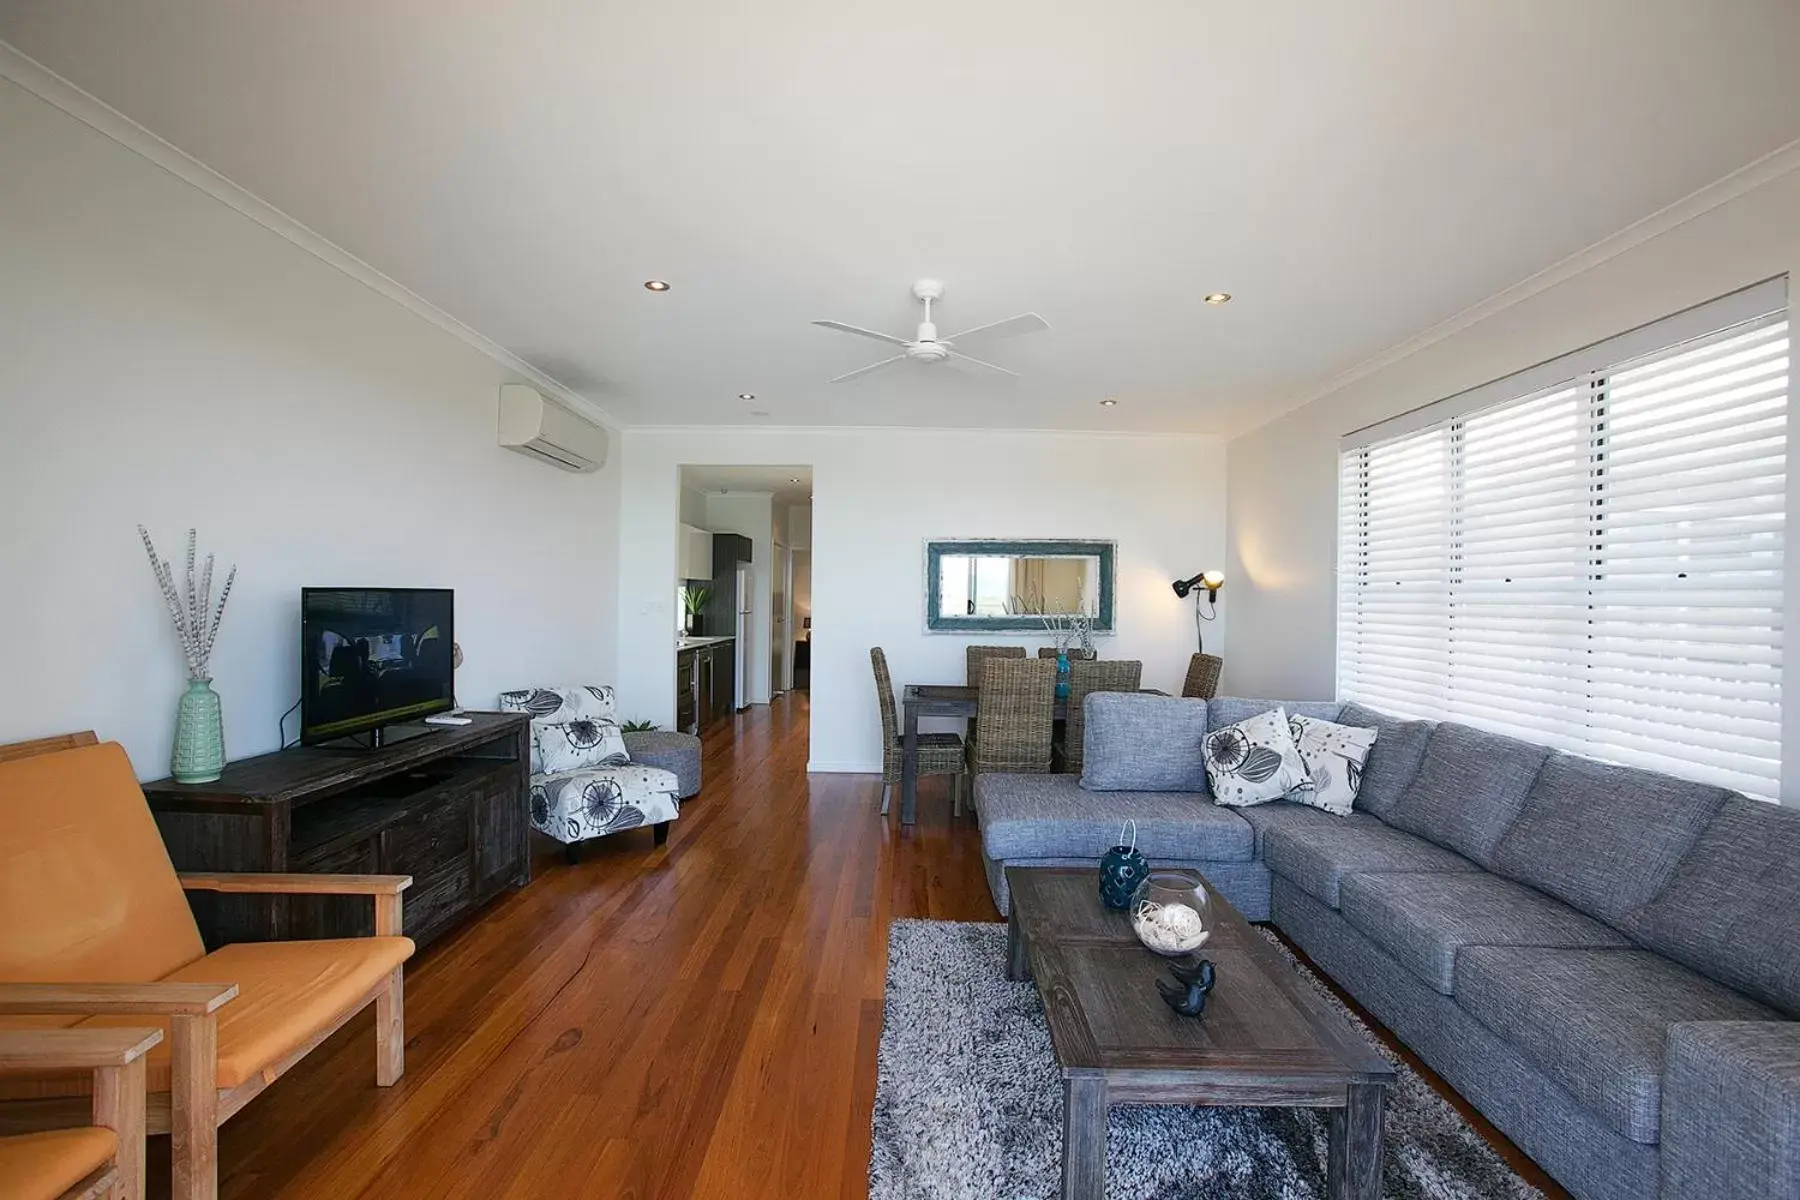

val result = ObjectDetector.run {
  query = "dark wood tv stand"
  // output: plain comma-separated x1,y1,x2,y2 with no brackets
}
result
142,712,531,950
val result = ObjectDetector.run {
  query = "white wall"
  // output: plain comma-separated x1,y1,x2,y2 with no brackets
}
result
702,491,775,704
617,429,1226,770
1225,163,1800,714
0,78,622,775
678,485,708,529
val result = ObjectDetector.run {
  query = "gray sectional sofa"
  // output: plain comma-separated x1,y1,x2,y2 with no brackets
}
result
972,694,1800,1200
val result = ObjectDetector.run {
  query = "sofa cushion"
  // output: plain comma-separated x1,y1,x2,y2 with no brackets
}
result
0,1127,118,1200
1286,714,1379,816
1385,723,1549,868
977,773,1252,862
79,935,415,1091
1080,693,1209,793
1491,753,1729,927
1454,946,1780,1144
1623,797,1800,1017
530,764,680,844
1335,702,1435,818
1262,816,1478,909
1340,872,1631,995
1207,696,1342,729
1204,708,1309,807
1233,799,1344,856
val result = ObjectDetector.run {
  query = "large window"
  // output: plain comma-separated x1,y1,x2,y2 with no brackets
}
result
1337,281,1789,798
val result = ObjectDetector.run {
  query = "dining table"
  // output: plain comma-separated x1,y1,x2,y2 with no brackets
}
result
897,682,1167,825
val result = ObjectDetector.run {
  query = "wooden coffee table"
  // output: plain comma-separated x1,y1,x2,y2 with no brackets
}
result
1005,867,1395,1200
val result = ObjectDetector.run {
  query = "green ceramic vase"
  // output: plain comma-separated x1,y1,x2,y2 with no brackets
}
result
172,677,225,783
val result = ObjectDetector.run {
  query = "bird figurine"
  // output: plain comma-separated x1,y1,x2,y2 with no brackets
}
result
1156,957,1217,1018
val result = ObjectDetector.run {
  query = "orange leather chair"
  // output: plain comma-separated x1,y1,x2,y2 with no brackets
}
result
0,1027,162,1200
0,735,414,1200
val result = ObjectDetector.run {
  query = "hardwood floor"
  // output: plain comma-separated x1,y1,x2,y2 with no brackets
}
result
157,692,1563,1199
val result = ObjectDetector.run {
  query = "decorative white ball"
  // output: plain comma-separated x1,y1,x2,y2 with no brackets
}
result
1131,900,1210,955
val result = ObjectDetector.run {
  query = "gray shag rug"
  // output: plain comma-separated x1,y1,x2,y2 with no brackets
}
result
870,919,1544,1200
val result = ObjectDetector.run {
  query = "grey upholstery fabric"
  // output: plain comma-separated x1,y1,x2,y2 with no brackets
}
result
1384,723,1549,868
1624,796,1800,1017
974,773,1252,862
1491,752,1728,926
1339,871,1631,995
1078,693,1209,792
982,854,1271,921
1262,815,1479,908
621,730,703,799
1453,946,1780,1144
1206,696,1343,728
1660,1021,1800,1200
1232,799,1345,856
1273,878,1658,1200
1335,702,1435,819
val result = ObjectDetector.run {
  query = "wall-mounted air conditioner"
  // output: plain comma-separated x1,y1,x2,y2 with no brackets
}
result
498,384,608,473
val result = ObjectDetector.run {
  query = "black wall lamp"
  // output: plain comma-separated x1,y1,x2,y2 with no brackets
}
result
1171,570,1224,651
1171,570,1225,604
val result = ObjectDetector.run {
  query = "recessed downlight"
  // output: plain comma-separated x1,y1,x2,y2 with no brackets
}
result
789,477,802,484
1100,398,1118,407
738,393,755,401
1204,292,1232,305
644,279,671,292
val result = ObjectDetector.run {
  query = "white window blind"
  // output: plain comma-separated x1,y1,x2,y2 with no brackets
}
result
1338,288,1789,798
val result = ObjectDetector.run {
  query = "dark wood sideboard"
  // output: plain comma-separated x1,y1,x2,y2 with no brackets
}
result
142,712,531,950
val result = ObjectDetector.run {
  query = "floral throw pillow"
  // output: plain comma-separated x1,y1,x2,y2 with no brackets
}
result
1287,715,1379,816
531,717,630,775
1204,707,1308,807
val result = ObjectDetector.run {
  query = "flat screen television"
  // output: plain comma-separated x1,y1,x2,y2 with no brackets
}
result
300,588,454,745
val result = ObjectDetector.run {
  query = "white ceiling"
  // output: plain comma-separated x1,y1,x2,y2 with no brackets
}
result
681,464,812,507
3,2,1797,435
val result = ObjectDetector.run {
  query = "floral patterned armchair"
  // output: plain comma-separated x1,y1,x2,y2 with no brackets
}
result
497,686,679,862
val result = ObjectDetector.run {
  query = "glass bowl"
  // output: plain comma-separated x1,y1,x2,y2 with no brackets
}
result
1129,870,1213,957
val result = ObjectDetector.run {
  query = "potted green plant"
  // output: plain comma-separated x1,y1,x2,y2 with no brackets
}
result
680,585,711,636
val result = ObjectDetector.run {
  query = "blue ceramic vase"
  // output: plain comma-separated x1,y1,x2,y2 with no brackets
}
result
1055,652,1071,700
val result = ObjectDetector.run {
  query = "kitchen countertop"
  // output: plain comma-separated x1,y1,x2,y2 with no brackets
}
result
676,635,736,651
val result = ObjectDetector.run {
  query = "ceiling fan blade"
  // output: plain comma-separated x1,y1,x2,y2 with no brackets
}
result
812,320,911,348
829,354,908,384
946,350,1021,379
941,312,1049,346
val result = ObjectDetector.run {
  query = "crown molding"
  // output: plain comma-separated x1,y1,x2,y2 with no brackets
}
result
1235,135,1800,439
0,40,620,432
624,422,1224,442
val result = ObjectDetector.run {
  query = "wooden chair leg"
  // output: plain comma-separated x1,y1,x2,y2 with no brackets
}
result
952,773,963,818
372,889,406,1087
879,783,891,815
565,840,582,865
92,1054,146,1200
653,821,670,846
375,965,405,1087
170,1012,218,1200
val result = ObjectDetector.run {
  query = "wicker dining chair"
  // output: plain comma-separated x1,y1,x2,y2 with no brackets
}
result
1058,658,1143,773
970,657,1057,775
1182,652,1224,699
871,647,967,816
966,644,1026,683
1036,647,1096,660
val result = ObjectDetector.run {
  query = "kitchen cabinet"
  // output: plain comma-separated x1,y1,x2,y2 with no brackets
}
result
676,649,698,733
678,524,714,581
676,637,737,735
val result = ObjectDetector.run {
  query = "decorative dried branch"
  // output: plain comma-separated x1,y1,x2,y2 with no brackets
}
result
139,525,236,681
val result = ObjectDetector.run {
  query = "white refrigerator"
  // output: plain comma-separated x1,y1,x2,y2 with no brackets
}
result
734,563,752,710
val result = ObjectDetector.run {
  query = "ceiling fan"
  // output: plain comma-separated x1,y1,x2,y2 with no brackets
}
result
812,280,1048,383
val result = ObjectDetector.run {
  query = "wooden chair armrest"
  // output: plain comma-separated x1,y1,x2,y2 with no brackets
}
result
0,982,237,1016
179,872,413,896
0,1027,164,1070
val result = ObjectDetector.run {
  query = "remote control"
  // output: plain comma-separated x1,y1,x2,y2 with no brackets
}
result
425,715,473,726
